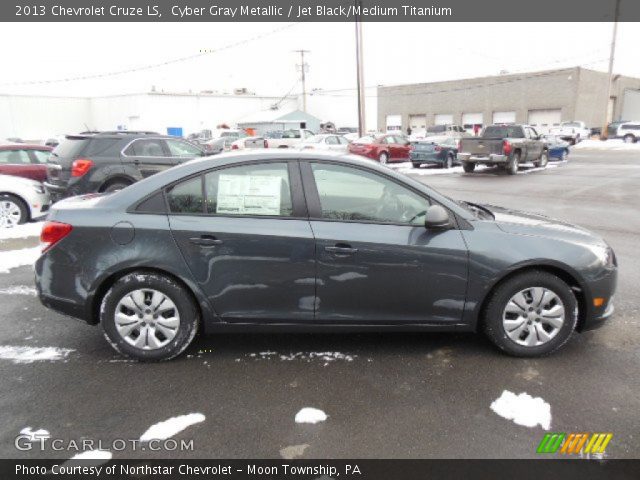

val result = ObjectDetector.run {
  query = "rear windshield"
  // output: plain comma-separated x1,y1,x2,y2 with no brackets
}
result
427,125,446,133
482,126,524,138
562,122,581,128
52,137,89,158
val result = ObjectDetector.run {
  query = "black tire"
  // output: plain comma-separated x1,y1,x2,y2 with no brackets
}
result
561,149,569,161
411,162,420,169
103,180,132,193
623,134,636,144
506,152,520,175
100,272,199,361
534,150,549,168
379,152,389,164
483,270,578,357
444,154,454,169
0,193,29,227
462,162,476,173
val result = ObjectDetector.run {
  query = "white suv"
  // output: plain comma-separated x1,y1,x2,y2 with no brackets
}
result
608,121,640,143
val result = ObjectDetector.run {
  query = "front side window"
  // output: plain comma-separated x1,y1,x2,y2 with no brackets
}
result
310,163,429,225
326,136,339,145
204,163,293,217
166,140,202,157
125,139,166,157
32,150,51,163
167,176,204,214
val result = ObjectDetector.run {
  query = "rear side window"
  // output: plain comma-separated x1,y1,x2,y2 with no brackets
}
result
53,138,89,157
0,150,30,164
84,138,122,157
166,176,204,214
32,150,51,163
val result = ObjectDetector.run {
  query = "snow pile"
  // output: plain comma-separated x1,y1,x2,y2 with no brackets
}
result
490,390,551,430
0,285,37,295
0,346,74,364
0,221,43,240
295,407,327,424
20,427,51,441
139,413,205,441
573,139,640,150
248,351,356,363
0,247,41,273
70,450,113,460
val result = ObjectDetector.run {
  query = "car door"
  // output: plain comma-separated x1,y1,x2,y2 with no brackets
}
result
0,149,39,181
395,136,412,160
122,138,176,178
165,138,205,164
167,160,317,323
526,127,542,161
28,149,51,182
300,160,468,324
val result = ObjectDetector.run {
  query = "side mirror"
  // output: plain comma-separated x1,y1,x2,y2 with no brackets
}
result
425,205,452,229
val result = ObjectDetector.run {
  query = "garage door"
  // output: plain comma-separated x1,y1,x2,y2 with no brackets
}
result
409,115,426,130
493,111,516,124
386,114,402,132
528,109,562,133
434,114,453,125
462,113,483,133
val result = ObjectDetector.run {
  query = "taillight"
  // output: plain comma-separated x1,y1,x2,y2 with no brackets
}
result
263,139,268,148
71,158,93,177
503,140,512,155
457,140,462,151
40,221,73,252
231,144,239,150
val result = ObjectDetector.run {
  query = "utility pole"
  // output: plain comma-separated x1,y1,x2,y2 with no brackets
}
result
355,0,366,136
601,0,621,139
294,49,310,112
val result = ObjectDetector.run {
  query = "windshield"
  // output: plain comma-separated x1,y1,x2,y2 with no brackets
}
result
562,122,581,128
457,201,495,220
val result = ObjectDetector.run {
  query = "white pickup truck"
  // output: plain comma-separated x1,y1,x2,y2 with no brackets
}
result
549,121,591,145
264,128,315,148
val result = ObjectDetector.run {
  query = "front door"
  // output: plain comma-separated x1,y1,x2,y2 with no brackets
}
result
301,161,468,324
167,160,317,322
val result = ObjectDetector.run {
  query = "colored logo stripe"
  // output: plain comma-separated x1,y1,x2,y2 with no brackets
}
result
537,433,565,453
537,433,613,455
584,433,613,454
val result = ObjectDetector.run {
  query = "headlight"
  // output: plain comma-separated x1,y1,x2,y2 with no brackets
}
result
33,184,46,194
590,245,616,268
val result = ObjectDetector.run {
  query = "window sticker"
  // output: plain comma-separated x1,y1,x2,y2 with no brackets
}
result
217,175,282,215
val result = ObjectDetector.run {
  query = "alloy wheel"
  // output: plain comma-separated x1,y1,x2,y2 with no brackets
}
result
114,289,181,350
0,200,23,228
502,287,565,347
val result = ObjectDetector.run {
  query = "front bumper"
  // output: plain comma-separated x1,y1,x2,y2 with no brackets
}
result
457,153,507,163
578,267,618,332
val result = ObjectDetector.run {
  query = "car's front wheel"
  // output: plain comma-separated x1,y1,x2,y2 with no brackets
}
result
378,152,389,164
0,194,28,227
534,151,549,168
100,272,199,361
483,270,578,357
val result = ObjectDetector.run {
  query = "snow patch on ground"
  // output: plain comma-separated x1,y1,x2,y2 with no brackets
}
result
573,139,640,150
0,247,41,273
0,285,37,295
490,390,551,430
295,407,327,424
279,443,310,459
248,351,356,363
0,345,74,363
20,427,51,441
139,413,205,441
70,450,113,460
0,221,43,240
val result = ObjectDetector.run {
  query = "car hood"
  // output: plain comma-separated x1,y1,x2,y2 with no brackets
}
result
0,173,40,188
484,204,606,247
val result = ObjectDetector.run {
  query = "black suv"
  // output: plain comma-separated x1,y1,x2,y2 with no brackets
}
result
44,131,205,200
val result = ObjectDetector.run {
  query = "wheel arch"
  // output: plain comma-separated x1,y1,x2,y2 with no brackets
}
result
0,191,30,221
476,262,588,332
98,175,136,192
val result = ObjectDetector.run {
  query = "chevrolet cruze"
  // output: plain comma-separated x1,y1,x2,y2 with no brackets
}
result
35,151,617,361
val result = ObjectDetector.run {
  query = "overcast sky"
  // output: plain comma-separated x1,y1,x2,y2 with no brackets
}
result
2,22,639,99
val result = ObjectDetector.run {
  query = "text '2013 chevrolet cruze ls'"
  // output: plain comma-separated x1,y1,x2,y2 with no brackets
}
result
35,151,617,361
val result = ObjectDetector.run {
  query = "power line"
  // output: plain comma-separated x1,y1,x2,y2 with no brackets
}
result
1,23,300,87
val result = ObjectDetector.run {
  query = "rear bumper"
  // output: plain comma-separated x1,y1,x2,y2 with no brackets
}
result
457,153,507,163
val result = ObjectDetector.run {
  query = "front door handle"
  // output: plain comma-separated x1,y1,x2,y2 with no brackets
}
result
325,244,358,255
189,235,223,247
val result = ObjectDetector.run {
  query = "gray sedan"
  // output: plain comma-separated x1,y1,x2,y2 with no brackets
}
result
35,151,617,361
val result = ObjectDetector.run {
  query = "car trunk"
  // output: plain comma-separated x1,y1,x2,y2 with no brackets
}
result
46,136,90,187
410,143,439,160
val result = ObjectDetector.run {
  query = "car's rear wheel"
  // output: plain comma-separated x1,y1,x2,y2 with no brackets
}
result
462,162,475,173
379,152,389,164
412,162,420,169
103,180,132,193
623,134,636,144
100,272,199,361
506,153,520,175
561,149,568,161
483,270,578,357
534,151,548,168
0,194,28,227
444,154,454,169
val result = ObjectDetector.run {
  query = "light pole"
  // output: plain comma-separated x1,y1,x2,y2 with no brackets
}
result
601,0,621,139
355,0,366,136
294,49,310,112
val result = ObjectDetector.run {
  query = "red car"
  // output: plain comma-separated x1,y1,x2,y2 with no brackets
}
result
0,144,52,182
347,134,412,164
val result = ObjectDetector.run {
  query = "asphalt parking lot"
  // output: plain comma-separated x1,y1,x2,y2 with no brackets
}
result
0,148,638,460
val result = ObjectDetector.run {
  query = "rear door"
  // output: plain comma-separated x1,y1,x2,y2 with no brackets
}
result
0,149,41,181
122,138,176,178
167,160,317,323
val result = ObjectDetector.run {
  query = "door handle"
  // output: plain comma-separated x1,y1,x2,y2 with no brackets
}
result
189,235,223,247
325,244,358,255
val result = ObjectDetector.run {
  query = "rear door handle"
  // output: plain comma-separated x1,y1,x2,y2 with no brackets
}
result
325,244,358,255
189,235,223,247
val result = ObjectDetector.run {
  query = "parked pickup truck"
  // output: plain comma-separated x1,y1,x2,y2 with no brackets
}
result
264,128,315,148
549,121,591,145
457,124,549,175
